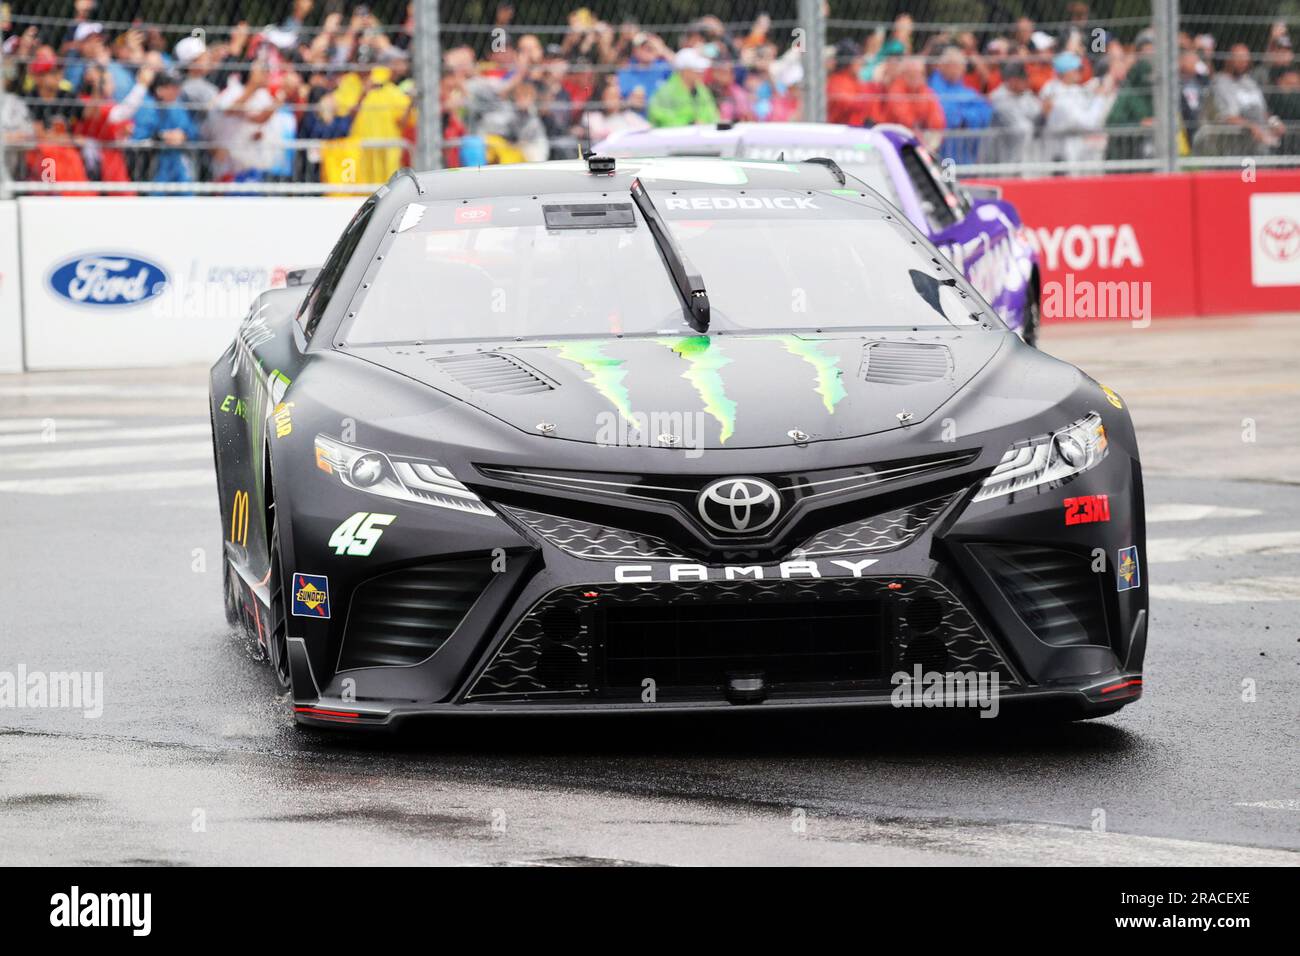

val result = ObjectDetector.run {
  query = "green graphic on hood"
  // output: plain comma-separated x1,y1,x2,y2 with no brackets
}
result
762,335,847,414
657,336,736,444
548,341,635,422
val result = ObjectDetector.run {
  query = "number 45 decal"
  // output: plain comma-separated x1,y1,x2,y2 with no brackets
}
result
329,512,396,556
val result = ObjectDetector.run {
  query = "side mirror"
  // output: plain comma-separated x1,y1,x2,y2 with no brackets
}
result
286,266,322,288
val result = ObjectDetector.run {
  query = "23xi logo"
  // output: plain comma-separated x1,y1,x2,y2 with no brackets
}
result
1065,494,1110,525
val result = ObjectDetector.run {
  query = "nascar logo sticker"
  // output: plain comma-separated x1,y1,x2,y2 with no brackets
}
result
291,572,331,618
47,253,169,307
1116,546,1141,592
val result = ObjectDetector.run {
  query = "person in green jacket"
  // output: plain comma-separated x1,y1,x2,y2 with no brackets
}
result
1105,58,1155,161
648,47,721,127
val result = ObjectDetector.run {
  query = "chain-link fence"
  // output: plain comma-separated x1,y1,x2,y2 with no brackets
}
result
2,1,1297,195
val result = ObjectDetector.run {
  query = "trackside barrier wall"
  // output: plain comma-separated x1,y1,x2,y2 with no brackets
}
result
13,197,362,371
3,177,1298,372
0,202,21,373
983,171,1300,320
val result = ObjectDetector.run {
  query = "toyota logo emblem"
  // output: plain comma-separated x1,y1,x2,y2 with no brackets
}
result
697,477,782,534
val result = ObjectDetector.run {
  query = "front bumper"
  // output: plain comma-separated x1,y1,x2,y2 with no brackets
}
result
283,449,1148,730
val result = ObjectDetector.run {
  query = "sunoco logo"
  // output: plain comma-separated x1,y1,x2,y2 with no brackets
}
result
47,253,169,307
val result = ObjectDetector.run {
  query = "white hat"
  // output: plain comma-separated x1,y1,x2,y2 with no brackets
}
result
73,22,104,43
674,47,711,72
174,34,206,64
1030,31,1057,52
773,57,804,89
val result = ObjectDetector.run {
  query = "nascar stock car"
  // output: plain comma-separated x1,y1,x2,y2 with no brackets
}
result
210,154,1145,730
596,122,1042,345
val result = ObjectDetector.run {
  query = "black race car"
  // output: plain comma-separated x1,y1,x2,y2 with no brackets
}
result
210,156,1146,730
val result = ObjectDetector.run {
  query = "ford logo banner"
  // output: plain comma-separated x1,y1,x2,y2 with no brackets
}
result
47,253,170,308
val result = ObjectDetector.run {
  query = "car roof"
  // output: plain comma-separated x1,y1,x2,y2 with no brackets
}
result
402,156,863,202
596,121,920,153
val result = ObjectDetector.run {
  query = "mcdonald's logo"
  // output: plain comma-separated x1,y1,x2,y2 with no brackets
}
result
230,490,250,547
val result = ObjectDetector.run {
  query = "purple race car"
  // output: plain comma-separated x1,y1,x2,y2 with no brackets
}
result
596,122,1042,345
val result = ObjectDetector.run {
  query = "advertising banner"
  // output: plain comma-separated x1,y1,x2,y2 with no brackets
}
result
17,196,362,370
0,201,22,373
984,171,1300,322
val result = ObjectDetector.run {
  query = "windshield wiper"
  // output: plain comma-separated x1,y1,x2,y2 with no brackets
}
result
631,177,710,333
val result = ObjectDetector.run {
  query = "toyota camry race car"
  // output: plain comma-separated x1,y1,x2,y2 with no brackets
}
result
210,155,1146,731
596,122,1043,344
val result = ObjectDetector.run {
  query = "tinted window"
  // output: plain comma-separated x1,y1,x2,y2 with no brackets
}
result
900,145,959,232
299,199,376,340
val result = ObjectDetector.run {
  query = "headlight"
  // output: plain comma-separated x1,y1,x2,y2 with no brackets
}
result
314,434,493,515
974,412,1108,502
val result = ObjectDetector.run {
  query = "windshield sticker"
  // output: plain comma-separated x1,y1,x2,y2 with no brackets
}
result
455,205,492,226
763,335,847,414
549,341,636,423
396,204,425,233
663,195,820,212
657,336,736,444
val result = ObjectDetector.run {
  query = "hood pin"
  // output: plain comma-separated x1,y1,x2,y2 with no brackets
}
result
657,434,681,447
788,429,809,444
536,422,557,435
896,411,914,424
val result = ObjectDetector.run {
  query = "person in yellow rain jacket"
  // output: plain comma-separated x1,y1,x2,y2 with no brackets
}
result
327,67,414,187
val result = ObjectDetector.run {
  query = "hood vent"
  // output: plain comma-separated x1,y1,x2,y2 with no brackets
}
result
430,352,555,395
861,342,952,385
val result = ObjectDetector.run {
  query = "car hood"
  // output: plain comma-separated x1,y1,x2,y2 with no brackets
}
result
347,331,1006,449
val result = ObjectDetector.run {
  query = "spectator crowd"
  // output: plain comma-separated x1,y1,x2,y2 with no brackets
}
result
2,1,1297,191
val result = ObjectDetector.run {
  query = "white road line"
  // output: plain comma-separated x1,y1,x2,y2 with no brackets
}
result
1148,531,1300,563
1147,503,1263,523
0,418,111,433
0,384,207,398
1151,576,1300,604
0,423,210,448
1234,800,1300,810
846,818,1296,866
0,442,212,472
0,469,214,495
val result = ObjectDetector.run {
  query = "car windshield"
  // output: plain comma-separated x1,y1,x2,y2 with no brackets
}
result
344,188,984,345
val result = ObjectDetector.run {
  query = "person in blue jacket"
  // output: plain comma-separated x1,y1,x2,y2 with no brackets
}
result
929,45,993,166
131,69,198,189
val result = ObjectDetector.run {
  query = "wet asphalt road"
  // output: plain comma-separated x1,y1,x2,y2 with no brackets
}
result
0,316,1297,866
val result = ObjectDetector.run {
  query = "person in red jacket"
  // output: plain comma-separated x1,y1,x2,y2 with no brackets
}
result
74,64,136,193
827,39,871,126
879,57,945,135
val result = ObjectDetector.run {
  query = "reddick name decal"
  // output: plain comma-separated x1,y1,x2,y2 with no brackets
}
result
614,558,877,583
663,196,820,211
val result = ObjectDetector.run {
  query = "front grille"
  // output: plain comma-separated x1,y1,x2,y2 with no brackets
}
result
430,353,555,394
338,560,494,670
860,342,952,384
972,543,1111,649
795,494,954,556
501,507,687,560
465,578,1014,701
476,454,977,552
